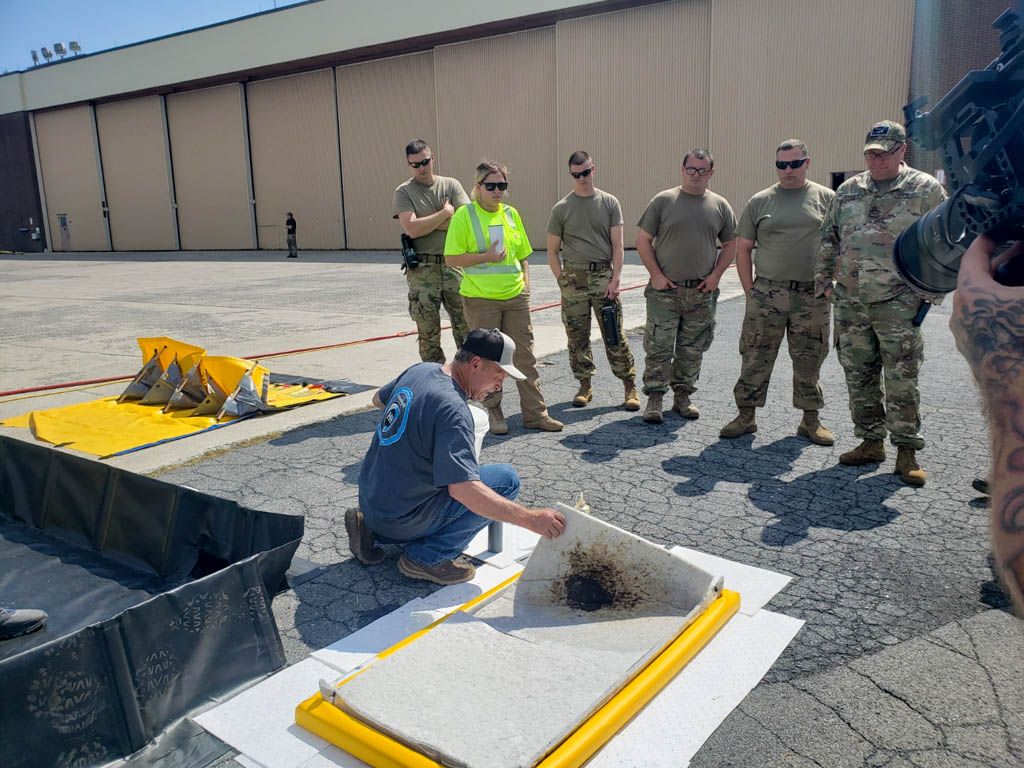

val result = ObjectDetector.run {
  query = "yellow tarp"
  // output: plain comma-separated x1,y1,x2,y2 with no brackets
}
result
4,335,349,457
3,383,338,458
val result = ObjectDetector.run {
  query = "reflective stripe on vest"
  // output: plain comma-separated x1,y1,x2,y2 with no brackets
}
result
464,204,523,276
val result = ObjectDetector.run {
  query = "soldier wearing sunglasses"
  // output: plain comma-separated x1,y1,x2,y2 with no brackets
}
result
720,139,836,445
814,120,947,486
546,151,640,412
636,148,737,424
444,161,563,435
394,139,472,364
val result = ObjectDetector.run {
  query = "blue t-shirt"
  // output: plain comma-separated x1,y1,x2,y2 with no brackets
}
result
358,363,479,539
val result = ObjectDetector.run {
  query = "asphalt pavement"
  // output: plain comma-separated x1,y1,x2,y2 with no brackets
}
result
3,250,1021,767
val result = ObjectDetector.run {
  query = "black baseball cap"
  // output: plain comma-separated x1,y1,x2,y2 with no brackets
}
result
461,328,526,380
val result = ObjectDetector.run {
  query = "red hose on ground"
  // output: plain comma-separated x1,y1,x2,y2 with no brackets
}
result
0,281,649,398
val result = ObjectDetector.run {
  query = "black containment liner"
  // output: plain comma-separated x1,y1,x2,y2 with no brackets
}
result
0,436,304,767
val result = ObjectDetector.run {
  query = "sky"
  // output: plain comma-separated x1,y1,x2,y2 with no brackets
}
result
0,0,309,74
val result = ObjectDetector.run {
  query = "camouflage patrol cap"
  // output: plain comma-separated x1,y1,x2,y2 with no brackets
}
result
863,120,907,152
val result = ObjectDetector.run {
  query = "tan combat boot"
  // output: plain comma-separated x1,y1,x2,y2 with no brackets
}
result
838,439,885,466
572,379,593,407
720,407,756,438
487,405,509,435
672,391,699,419
798,410,835,446
895,446,927,486
643,392,664,424
524,413,564,432
622,379,641,411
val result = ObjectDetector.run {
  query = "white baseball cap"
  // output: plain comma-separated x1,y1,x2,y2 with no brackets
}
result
462,328,526,380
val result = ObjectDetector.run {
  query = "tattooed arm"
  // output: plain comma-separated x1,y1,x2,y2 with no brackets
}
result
950,235,1024,614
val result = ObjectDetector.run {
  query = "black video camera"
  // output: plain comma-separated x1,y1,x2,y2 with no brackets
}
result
893,5,1024,295
400,233,419,273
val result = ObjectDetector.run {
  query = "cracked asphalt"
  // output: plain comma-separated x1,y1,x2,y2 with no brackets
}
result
160,286,1024,767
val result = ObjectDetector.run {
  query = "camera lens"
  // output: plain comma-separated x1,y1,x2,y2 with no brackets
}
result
892,200,969,295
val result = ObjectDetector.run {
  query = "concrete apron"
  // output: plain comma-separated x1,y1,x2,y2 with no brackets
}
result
0,258,742,475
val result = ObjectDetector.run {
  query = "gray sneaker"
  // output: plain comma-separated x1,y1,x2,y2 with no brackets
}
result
398,554,476,585
345,507,385,565
0,608,47,640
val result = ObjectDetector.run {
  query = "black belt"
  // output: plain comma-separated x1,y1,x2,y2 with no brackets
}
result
566,261,611,272
419,254,446,265
759,277,814,291
679,279,703,288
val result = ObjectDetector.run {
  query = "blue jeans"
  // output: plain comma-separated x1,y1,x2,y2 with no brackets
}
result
398,463,520,566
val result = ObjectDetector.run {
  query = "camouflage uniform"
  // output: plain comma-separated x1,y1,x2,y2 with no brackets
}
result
643,284,719,396
735,278,830,409
559,265,635,381
406,259,470,364
394,175,472,363
815,165,947,448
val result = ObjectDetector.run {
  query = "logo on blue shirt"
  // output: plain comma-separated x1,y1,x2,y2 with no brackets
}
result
378,386,413,446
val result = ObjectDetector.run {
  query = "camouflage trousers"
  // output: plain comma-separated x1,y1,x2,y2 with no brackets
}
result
834,287,925,449
642,283,718,395
406,259,470,364
558,264,636,382
286,233,297,258
734,277,830,410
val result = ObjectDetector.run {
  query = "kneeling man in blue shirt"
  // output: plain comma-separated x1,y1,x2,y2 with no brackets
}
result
351,328,566,585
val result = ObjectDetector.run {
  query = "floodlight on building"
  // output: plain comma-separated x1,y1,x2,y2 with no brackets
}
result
69,41,81,55
41,47,52,61
54,43,67,58
31,50,39,65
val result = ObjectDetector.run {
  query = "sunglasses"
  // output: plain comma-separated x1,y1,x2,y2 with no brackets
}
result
481,181,508,192
409,157,432,168
570,167,594,179
684,166,713,177
864,148,900,161
775,158,808,170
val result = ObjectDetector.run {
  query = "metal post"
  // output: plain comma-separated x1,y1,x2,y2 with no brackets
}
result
487,521,503,554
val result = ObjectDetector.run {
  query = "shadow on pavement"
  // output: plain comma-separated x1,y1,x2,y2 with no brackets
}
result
661,435,904,545
753,463,901,546
560,414,690,463
663,435,807,496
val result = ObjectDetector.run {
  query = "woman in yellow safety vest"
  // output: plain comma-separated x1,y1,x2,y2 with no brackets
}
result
444,161,563,435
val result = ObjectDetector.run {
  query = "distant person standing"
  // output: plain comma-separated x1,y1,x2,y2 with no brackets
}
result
636,148,737,424
547,150,639,411
286,212,297,259
394,139,472,364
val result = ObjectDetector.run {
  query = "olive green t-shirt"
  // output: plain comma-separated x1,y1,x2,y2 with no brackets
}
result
636,188,737,280
737,181,835,282
546,188,624,266
393,175,471,255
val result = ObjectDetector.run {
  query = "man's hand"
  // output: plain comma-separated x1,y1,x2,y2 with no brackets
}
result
524,507,566,538
604,274,621,299
651,273,677,291
697,273,720,293
434,199,455,231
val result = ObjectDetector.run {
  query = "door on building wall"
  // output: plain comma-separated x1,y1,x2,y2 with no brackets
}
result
57,214,71,251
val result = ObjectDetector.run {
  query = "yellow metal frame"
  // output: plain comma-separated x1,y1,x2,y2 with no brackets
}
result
296,575,740,768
